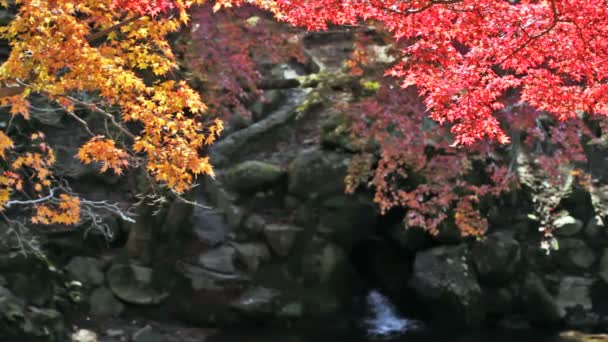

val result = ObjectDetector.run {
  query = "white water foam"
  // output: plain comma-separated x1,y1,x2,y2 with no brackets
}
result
364,290,421,338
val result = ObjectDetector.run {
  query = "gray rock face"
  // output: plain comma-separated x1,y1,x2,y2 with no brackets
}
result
191,207,230,247
553,216,584,237
553,238,596,270
409,245,485,327
106,264,168,306
288,236,352,287
65,257,105,286
231,242,271,273
223,161,285,193
521,273,563,324
471,231,521,285
556,276,593,322
599,249,608,284
288,148,350,200
263,224,302,257
89,287,124,317
198,246,237,275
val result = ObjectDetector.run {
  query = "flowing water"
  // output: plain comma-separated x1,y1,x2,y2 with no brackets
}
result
208,290,576,342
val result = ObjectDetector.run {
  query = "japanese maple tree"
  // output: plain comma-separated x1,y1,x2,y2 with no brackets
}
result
0,0,222,228
224,0,608,237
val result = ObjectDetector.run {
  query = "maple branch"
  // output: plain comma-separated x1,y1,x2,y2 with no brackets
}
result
64,96,136,139
5,188,56,208
65,110,96,137
87,15,143,43
376,0,464,16
498,0,560,65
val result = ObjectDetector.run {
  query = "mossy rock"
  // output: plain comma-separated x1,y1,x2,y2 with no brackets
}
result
223,161,285,194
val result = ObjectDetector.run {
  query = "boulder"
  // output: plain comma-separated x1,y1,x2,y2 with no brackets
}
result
191,207,230,247
89,287,124,317
521,273,563,324
223,161,285,193
553,238,596,270
598,248,608,284
71,329,98,342
556,277,595,327
554,215,584,237
584,216,605,241
287,236,353,287
198,246,237,275
106,264,168,306
22,307,64,340
264,224,302,257
242,214,266,237
408,245,485,327
320,113,356,152
65,257,104,287
288,149,350,200
251,89,285,122
471,231,521,285
229,286,280,317
231,242,271,273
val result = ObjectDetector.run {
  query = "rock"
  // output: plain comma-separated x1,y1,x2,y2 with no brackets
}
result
198,246,237,275
191,207,230,247
0,286,24,324
557,277,593,314
231,242,271,273
251,89,285,122
23,307,64,339
132,325,165,342
471,231,521,285
556,277,595,327
316,194,378,248
176,261,248,292
71,329,98,342
224,204,245,230
65,257,104,286
408,245,485,327
264,224,302,257
320,113,356,152
229,286,280,317
599,249,608,284
521,273,563,324
243,214,266,237
106,264,168,305
554,215,584,237
288,148,351,201
585,216,605,240
288,237,353,287
223,161,285,193
553,238,596,270
89,287,124,317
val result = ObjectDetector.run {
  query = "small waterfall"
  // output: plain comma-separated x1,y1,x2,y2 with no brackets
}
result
363,290,421,338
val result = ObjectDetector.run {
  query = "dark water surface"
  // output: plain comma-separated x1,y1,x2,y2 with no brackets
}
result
209,290,571,342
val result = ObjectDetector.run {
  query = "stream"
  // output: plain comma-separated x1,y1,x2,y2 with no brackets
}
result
207,290,575,342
